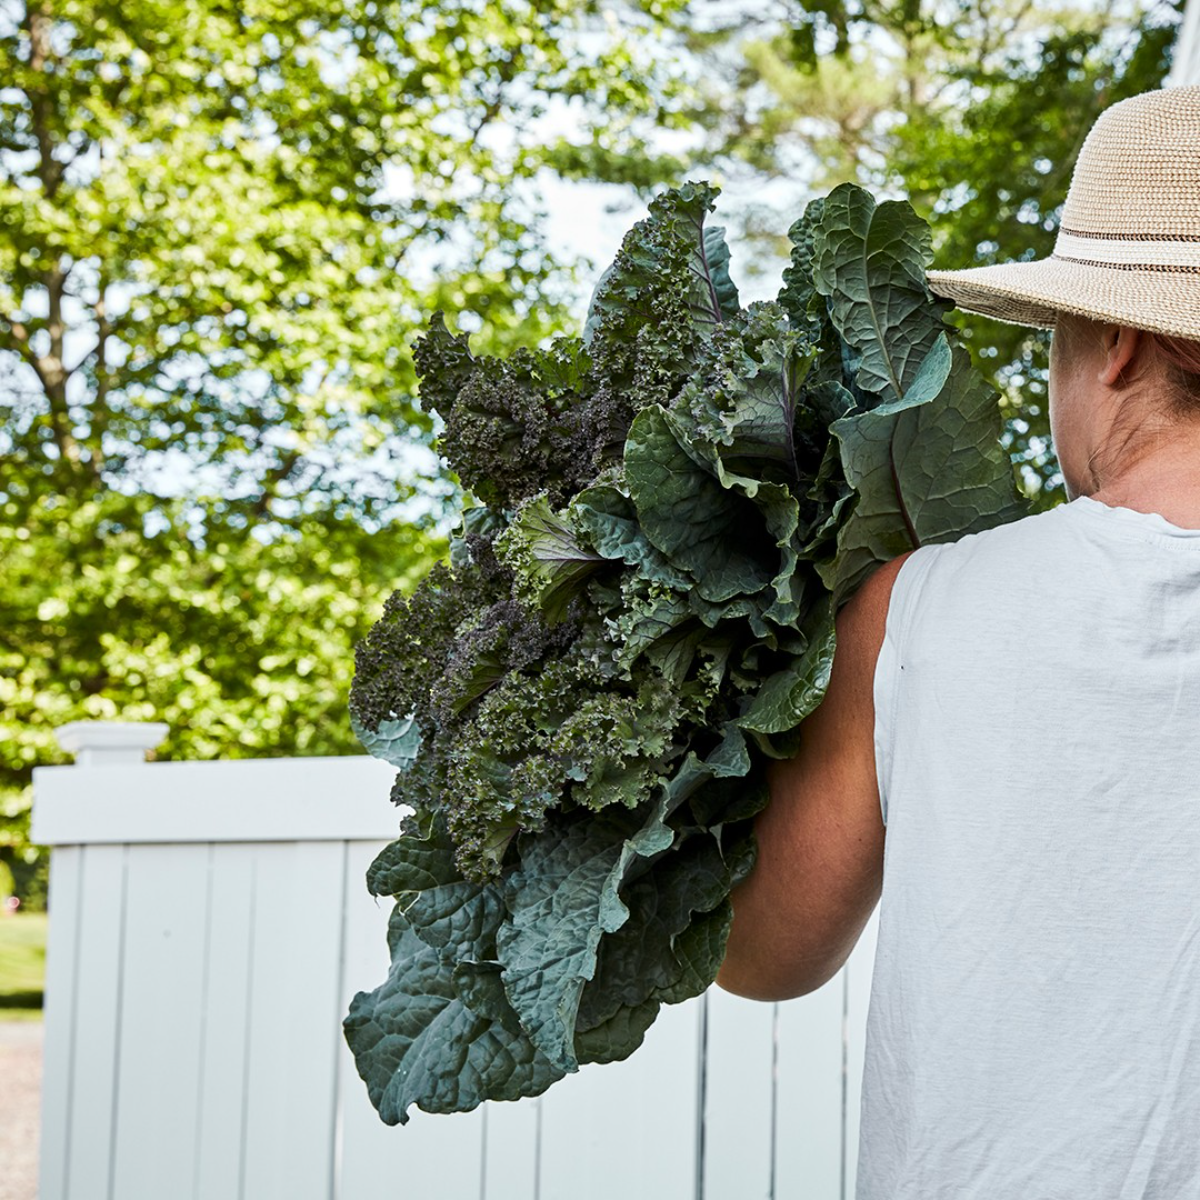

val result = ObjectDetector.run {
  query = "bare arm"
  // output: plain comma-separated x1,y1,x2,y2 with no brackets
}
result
715,552,912,1000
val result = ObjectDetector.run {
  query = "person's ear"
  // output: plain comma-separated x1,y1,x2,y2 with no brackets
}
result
1098,325,1143,388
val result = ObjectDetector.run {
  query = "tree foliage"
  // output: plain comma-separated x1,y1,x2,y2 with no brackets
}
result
0,0,706,904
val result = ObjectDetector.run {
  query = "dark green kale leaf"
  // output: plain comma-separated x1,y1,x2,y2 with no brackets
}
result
345,818,563,1125
574,832,741,1033
625,404,777,603
818,337,1030,606
344,908,564,1126
498,794,684,1069
812,182,955,405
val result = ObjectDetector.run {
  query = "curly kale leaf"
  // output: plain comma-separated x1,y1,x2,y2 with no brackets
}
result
495,496,607,625
582,181,741,445
584,180,740,348
409,311,476,422
349,562,480,738
676,304,819,487
415,314,598,511
350,550,573,740
425,641,710,882
778,196,826,334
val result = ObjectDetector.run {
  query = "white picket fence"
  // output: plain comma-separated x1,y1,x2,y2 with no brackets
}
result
30,721,880,1200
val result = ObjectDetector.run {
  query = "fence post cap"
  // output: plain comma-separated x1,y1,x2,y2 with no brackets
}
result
54,720,170,763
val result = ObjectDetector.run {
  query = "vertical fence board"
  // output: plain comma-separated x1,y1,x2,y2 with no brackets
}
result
195,843,258,1200
336,836,486,1200
773,971,843,1200
842,907,879,1200
481,1094,540,1200
537,996,702,1200
335,838,399,1198
38,846,82,1200
702,989,776,1200
65,844,126,1200
376,1109,489,1200
109,844,210,1198
241,841,348,1200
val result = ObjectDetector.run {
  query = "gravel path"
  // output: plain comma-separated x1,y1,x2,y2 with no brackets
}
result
0,1021,42,1200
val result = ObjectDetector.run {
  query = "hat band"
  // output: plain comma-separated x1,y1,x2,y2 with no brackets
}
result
1054,229,1200,269
1052,254,1200,275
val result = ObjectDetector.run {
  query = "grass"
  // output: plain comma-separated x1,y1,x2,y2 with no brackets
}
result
0,912,47,1020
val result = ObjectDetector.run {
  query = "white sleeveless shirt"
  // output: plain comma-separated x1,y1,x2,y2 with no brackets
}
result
858,494,1200,1199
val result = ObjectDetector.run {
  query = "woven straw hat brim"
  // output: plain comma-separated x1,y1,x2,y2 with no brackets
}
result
923,87,1200,341
926,257,1200,339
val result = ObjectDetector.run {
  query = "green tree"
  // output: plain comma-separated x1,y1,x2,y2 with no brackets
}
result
0,0,703,905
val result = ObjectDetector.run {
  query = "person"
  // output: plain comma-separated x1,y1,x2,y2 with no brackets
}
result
716,84,1200,1198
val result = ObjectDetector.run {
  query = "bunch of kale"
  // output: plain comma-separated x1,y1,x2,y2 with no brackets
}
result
344,181,1028,1124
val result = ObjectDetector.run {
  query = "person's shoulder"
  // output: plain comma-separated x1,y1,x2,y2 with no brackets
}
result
854,549,917,618
840,507,1061,647
928,502,1069,564
884,506,1075,638
836,550,918,671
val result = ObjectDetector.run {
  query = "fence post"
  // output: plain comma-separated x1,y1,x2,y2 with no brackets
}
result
39,720,168,1200
52,720,168,768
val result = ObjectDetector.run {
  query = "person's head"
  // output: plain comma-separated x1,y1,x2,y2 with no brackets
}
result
1048,313,1200,498
924,85,1200,499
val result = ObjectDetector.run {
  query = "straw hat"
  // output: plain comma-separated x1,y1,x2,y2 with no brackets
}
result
925,86,1200,339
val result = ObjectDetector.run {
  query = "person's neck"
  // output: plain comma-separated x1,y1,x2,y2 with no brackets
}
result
1076,438,1200,529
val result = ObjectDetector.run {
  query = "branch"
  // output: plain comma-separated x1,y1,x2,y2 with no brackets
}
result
251,448,304,518
23,3,66,199
466,90,505,150
0,314,44,376
41,264,88,469
1,276,89,471
89,273,112,470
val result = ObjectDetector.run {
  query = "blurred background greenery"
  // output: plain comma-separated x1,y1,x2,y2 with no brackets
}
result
0,0,1183,909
